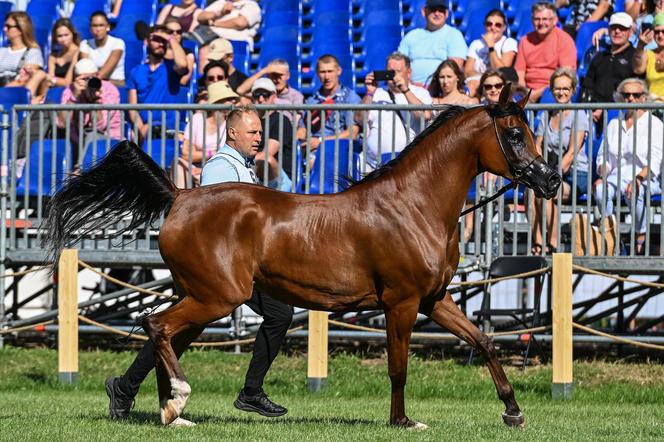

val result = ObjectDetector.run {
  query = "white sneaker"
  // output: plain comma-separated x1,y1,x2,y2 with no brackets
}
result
169,417,196,427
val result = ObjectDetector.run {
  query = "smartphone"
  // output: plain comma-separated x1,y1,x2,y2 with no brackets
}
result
642,22,653,32
373,70,395,82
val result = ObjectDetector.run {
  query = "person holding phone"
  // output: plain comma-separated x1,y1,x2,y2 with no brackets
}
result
354,52,432,170
633,12,664,99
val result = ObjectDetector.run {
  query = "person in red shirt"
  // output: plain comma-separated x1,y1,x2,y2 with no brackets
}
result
514,2,577,102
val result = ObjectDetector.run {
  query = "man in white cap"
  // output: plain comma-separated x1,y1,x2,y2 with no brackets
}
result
199,37,248,91
250,78,295,191
59,58,122,152
582,12,637,121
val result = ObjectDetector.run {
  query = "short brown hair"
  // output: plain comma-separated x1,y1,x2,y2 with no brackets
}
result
316,54,340,71
227,105,259,129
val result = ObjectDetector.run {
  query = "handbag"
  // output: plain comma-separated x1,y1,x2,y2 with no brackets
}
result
573,213,617,256
185,25,219,46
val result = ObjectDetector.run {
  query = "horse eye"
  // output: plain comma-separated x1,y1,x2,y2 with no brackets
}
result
505,127,524,143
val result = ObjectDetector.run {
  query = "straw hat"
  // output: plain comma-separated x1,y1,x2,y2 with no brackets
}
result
208,81,239,103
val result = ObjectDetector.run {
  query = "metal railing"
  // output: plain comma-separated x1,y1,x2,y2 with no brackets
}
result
1,102,663,269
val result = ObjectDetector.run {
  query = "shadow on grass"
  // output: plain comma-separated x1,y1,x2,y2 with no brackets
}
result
86,411,380,427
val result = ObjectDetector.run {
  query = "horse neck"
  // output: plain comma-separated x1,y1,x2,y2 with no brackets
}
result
374,110,487,226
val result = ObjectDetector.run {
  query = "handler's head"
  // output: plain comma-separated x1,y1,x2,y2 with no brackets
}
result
226,106,262,159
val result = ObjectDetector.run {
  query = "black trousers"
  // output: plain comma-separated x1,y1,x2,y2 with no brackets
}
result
118,291,293,397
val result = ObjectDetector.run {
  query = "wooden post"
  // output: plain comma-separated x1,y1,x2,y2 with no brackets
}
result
58,249,79,384
307,310,328,391
552,252,573,399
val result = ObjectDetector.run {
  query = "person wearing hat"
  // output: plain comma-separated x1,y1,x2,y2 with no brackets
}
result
397,0,467,85
199,37,248,91
59,58,122,153
177,80,239,188
583,12,638,121
250,77,295,191
633,12,664,99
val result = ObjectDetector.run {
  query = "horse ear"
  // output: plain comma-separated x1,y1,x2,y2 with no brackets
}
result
517,89,532,109
498,82,512,105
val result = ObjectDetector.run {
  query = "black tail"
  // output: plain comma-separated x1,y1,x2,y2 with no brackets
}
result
43,140,177,267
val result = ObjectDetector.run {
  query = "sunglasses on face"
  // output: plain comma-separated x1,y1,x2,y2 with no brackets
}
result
150,35,166,44
165,28,182,35
621,91,644,99
426,6,447,14
206,75,226,82
3,23,18,29
485,21,504,28
655,29,664,35
252,91,273,100
483,82,504,91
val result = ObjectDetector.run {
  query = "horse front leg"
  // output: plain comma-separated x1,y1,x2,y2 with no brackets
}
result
384,302,427,430
420,292,524,428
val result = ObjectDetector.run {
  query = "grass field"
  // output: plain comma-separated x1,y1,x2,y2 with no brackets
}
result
1,347,663,441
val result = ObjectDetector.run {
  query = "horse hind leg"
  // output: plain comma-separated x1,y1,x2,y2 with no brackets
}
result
420,292,524,428
143,297,235,425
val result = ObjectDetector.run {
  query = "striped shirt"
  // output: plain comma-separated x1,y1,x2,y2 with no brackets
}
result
0,47,43,83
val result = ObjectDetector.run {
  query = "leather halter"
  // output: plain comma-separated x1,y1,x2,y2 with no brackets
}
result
460,115,540,216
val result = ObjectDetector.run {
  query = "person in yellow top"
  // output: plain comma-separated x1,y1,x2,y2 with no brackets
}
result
633,12,664,100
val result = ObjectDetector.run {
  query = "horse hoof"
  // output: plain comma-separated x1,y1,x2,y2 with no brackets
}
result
502,412,525,428
160,378,191,425
408,421,429,431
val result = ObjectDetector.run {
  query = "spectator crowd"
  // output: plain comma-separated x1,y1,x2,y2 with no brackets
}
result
2,0,663,254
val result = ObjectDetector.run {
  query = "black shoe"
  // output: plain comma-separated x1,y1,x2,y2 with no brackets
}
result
233,389,288,417
105,376,135,420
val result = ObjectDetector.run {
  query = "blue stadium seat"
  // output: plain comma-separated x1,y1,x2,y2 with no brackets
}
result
81,138,117,171
264,0,300,13
257,41,301,89
29,14,53,51
406,0,427,31
0,87,31,125
16,139,70,197
71,14,93,41
0,1,13,23
307,139,359,194
124,40,146,81
45,86,64,104
504,0,537,21
111,14,146,42
26,0,59,18
262,25,300,44
512,9,534,40
263,10,300,28
70,0,109,17
359,34,402,74
231,40,250,74
117,86,129,104
575,21,608,64
118,0,156,18
143,138,178,169
458,0,501,43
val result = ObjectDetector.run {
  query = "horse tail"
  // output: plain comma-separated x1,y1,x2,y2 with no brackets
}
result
43,140,178,267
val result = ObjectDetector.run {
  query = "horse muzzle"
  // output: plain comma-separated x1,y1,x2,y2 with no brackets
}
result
520,158,561,199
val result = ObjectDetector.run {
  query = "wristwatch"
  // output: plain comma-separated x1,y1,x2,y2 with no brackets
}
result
488,47,495,53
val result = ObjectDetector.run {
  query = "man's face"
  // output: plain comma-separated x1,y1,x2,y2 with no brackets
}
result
387,58,410,88
267,64,289,92
423,6,448,31
620,81,646,104
317,61,341,91
532,8,557,38
90,15,109,40
230,112,262,158
148,33,167,57
251,89,276,105
608,24,631,46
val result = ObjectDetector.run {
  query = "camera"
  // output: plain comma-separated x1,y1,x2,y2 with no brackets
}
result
642,22,653,32
373,70,395,82
85,76,102,101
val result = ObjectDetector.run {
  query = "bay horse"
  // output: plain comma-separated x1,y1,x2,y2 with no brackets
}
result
44,86,560,429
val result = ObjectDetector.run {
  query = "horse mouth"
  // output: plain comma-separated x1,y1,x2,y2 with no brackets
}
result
522,160,561,199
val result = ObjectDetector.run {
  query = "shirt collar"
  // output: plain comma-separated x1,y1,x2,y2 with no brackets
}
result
314,85,348,101
220,143,251,164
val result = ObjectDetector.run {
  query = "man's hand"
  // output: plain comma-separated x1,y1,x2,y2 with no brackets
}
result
72,76,88,100
625,178,642,200
365,71,377,95
301,136,322,151
391,71,409,93
592,109,603,123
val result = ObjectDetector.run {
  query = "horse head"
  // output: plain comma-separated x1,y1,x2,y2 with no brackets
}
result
481,83,561,199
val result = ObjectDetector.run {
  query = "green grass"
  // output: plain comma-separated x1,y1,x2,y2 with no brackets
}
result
1,347,663,441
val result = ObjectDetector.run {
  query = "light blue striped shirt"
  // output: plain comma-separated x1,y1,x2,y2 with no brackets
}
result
201,144,257,185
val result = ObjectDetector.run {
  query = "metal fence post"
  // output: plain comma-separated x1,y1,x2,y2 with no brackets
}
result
58,249,79,383
0,111,8,348
552,252,573,399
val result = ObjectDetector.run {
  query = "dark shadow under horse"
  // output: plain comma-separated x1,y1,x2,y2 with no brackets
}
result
44,87,560,429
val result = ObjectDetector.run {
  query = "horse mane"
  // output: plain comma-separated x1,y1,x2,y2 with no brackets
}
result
349,105,470,186
348,101,526,187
